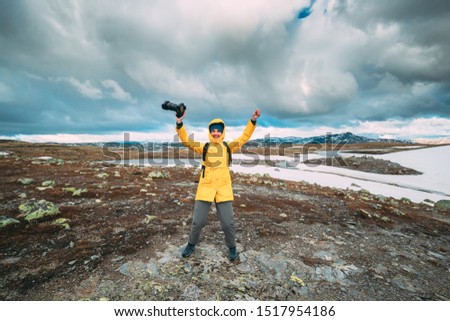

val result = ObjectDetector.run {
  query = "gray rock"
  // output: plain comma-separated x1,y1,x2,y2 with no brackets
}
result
392,275,418,292
313,250,335,261
145,262,160,277
400,265,418,275
118,262,130,277
111,256,124,262
427,251,444,260
236,261,256,274
315,264,354,286
182,284,200,300
373,264,388,275
316,266,334,282
1,257,21,264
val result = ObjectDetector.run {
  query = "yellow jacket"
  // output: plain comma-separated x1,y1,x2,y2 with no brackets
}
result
177,118,256,202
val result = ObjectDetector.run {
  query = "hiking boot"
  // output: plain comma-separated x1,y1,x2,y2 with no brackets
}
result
228,247,239,262
182,243,195,257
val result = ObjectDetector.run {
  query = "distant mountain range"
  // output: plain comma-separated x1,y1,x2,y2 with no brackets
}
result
248,132,412,146
63,131,412,148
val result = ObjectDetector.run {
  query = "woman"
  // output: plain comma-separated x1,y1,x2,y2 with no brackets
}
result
176,108,260,261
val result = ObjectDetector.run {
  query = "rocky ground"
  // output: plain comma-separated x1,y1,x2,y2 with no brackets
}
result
0,141,449,301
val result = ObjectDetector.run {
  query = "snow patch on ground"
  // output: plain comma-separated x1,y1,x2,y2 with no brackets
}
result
232,145,450,203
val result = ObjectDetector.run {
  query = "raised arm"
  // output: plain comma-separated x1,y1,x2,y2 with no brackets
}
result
175,111,204,154
229,109,260,153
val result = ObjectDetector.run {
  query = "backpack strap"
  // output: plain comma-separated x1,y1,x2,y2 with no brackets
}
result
202,142,210,162
201,143,209,178
223,141,232,166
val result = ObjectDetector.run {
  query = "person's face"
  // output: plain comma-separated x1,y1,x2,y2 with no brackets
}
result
210,129,222,139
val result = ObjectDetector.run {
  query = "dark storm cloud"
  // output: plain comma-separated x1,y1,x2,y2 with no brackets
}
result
298,0,316,19
0,0,449,139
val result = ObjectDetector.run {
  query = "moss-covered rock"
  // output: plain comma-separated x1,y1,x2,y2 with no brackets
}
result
146,171,170,180
18,178,35,185
143,215,157,224
37,181,55,191
42,180,56,187
434,200,450,212
52,218,70,229
31,156,64,165
290,273,306,287
401,197,411,204
19,200,60,221
72,188,88,196
97,173,109,179
62,187,77,193
0,216,20,228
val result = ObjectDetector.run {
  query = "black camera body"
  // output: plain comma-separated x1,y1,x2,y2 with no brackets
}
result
161,101,187,118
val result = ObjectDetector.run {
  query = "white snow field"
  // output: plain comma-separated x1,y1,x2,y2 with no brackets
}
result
231,145,450,204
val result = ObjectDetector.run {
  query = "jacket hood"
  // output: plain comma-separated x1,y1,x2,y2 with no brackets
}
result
208,118,225,143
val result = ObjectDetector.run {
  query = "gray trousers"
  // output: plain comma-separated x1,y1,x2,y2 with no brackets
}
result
188,200,236,248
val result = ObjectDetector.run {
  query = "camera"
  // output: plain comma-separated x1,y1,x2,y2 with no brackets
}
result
161,101,187,118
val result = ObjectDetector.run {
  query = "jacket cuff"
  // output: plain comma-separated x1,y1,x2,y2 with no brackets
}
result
251,119,257,125
176,122,184,129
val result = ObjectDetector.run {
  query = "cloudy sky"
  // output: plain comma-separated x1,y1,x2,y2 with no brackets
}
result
1,0,450,142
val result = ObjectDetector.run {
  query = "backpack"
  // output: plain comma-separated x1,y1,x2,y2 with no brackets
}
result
201,142,232,177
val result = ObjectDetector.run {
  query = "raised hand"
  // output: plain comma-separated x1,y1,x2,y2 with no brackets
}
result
176,111,186,124
251,109,261,121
